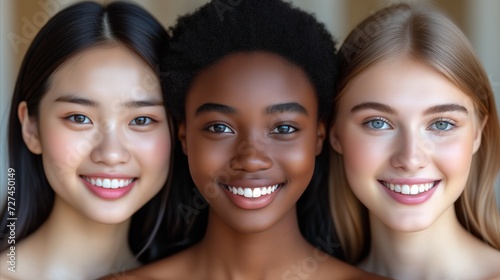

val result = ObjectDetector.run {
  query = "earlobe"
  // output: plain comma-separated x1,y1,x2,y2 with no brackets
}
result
178,122,188,155
329,124,343,154
18,101,42,154
472,116,488,154
315,121,326,155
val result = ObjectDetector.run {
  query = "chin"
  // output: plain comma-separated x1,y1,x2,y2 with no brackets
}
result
227,216,278,234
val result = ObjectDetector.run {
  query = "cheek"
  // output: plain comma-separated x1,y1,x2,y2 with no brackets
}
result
133,129,172,173
433,137,474,183
273,135,318,180
40,125,95,181
341,128,387,178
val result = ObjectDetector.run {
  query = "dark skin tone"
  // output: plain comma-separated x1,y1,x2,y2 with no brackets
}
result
103,52,387,280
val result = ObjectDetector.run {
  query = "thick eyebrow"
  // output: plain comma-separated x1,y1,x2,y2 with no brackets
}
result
195,103,237,116
423,104,468,115
55,94,163,108
55,95,98,107
265,102,308,116
122,98,164,108
351,102,395,114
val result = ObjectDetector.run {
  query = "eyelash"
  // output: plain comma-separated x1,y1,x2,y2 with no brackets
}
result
65,114,92,124
270,124,297,134
206,123,234,134
427,118,456,134
129,116,156,126
363,117,392,131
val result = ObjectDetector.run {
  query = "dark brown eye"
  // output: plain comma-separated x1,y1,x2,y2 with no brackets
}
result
271,125,296,134
130,117,152,126
207,124,233,133
67,114,91,124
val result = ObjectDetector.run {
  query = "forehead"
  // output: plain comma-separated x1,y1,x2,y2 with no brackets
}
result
43,45,160,102
340,59,475,113
186,52,317,112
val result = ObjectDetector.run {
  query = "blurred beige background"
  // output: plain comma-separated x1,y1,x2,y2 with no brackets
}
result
1,0,499,207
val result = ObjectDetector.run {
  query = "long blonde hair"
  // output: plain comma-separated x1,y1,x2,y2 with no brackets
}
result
330,3,500,264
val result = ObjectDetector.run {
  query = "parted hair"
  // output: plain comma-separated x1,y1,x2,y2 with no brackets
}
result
0,1,172,263
330,3,500,264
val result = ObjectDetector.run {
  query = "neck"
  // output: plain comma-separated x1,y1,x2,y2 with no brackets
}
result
195,206,315,279
24,196,139,279
361,206,478,279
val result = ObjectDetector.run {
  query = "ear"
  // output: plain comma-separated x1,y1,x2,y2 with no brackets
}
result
18,101,42,154
315,121,326,155
472,116,488,154
329,123,343,154
178,121,188,155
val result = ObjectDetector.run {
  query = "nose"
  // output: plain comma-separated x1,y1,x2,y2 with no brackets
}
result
390,129,431,173
90,125,130,166
229,136,273,173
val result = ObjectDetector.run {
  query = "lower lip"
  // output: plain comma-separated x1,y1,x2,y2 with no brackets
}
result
382,181,439,205
82,178,135,200
222,184,281,210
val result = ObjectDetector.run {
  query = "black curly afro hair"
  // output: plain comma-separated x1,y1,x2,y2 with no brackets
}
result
162,0,338,121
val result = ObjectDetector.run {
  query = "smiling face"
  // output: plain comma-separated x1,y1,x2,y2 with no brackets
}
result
330,59,483,232
180,52,324,233
20,45,171,224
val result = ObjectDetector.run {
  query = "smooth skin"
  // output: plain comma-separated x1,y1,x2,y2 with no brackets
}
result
106,52,385,280
330,58,500,279
0,45,171,280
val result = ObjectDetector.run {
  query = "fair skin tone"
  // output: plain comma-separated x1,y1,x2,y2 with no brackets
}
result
106,52,384,280
0,45,171,280
330,58,500,279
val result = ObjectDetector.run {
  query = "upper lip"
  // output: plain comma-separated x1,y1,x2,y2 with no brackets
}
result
80,173,136,179
378,178,439,185
221,179,284,189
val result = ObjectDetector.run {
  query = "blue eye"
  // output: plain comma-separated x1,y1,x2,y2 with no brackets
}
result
364,118,391,130
429,120,455,131
130,116,153,126
66,114,92,124
270,125,297,134
207,124,234,133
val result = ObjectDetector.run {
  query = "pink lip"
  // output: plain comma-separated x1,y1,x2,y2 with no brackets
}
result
221,179,283,210
380,180,440,205
80,177,136,200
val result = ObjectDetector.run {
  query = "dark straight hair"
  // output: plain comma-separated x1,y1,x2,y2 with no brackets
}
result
0,1,172,263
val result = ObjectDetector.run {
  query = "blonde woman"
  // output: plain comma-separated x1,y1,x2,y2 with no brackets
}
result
329,3,500,279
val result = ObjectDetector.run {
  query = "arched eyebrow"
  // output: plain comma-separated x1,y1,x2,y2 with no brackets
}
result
55,94,163,108
351,102,395,114
351,102,468,115
265,102,308,116
55,95,98,107
423,104,468,115
195,103,237,115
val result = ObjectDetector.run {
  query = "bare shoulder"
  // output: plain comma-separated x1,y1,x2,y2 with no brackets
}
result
315,255,390,280
101,248,200,280
483,248,500,279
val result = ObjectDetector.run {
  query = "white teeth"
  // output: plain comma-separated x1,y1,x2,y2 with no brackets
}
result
83,177,133,188
401,185,410,195
244,188,252,198
226,184,280,198
103,179,111,188
383,182,435,195
253,188,261,198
